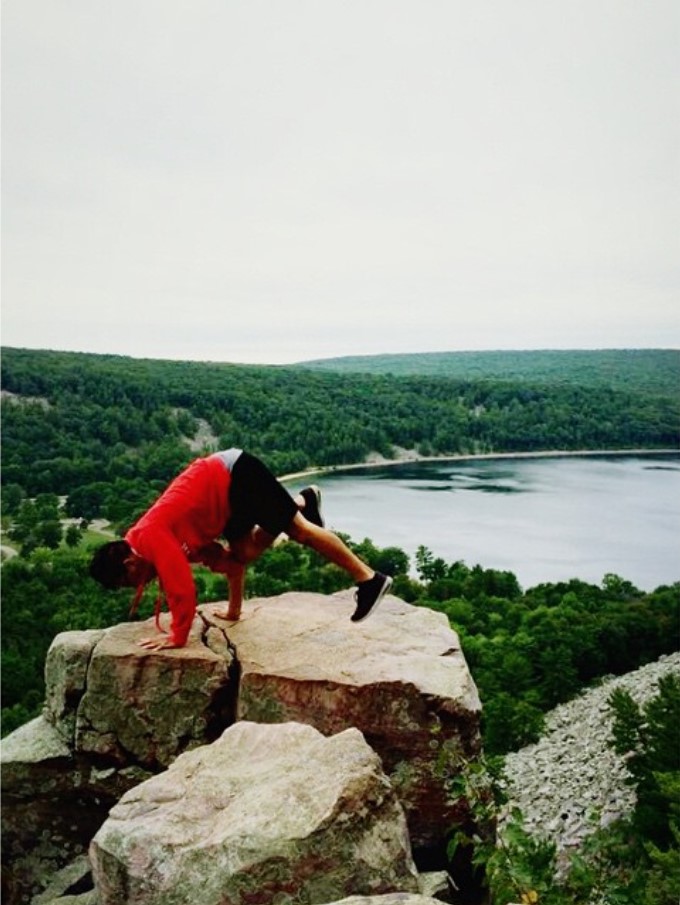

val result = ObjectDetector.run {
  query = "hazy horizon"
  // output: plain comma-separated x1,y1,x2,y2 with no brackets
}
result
3,2,678,364
2,343,678,369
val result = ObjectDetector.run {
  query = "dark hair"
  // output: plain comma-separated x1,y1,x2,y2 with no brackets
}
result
89,540,132,589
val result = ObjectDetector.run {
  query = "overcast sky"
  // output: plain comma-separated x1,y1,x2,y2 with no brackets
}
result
2,1,678,365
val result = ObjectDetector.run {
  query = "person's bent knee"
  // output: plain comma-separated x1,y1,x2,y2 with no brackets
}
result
232,529,276,563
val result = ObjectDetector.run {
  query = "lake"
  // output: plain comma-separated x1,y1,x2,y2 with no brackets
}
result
288,453,680,592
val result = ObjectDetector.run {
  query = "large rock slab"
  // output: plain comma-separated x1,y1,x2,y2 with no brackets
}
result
3,590,483,902
47,619,236,768
202,591,482,848
43,630,104,745
90,721,420,905
3,621,234,904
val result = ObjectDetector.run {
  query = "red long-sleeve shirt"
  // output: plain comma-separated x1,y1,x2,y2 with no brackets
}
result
125,456,232,646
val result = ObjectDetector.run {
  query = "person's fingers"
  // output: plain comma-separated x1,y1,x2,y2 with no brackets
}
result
213,608,241,621
137,637,172,650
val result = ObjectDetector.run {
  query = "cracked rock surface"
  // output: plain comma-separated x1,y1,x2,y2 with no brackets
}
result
201,590,483,848
47,618,236,769
2,592,483,904
90,721,420,905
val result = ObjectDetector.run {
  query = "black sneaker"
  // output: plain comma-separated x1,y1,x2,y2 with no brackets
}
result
300,485,324,528
351,572,393,622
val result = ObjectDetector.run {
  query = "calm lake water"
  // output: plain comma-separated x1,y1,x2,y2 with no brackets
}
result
288,454,680,592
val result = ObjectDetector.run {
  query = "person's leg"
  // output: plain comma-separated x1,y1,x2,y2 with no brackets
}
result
287,512,373,582
230,526,278,564
223,452,391,621
287,513,392,621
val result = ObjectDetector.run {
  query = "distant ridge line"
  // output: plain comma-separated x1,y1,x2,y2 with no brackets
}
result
294,348,680,396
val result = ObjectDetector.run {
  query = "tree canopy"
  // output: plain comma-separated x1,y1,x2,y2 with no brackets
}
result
2,347,678,514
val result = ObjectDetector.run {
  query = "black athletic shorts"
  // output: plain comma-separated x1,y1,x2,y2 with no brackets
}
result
224,452,298,542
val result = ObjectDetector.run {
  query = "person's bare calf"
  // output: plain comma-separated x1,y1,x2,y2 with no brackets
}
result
287,512,373,583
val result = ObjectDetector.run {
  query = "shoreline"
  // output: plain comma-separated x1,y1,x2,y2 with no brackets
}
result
279,447,680,484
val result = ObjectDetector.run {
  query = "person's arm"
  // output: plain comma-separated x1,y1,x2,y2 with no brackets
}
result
195,542,246,621
133,527,197,650
222,559,245,620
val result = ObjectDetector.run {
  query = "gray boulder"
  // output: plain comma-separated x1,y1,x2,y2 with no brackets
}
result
90,721,420,905
30,855,94,905
5,619,233,903
60,621,234,768
43,630,104,745
203,590,482,848
3,590,483,904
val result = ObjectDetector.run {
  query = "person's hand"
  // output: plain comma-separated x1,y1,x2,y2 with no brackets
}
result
212,606,241,621
137,636,184,651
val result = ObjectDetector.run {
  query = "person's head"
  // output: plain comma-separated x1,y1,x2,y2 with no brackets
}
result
89,541,153,589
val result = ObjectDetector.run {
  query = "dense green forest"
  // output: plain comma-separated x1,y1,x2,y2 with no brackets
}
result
2,347,678,513
298,348,680,395
1,346,678,751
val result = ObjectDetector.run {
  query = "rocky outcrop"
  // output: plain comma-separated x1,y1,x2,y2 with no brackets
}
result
45,622,235,768
502,651,680,865
0,715,151,905
90,721,420,905
2,619,236,903
1,590,482,905
204,590,482,849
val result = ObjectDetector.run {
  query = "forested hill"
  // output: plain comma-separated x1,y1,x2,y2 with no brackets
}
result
297,348,680,395
1,345,678,507
2,344,679,767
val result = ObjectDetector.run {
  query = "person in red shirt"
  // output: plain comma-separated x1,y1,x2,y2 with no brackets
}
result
89,449,392,650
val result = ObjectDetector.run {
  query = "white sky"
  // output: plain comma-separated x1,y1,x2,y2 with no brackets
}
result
2,0,678,365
